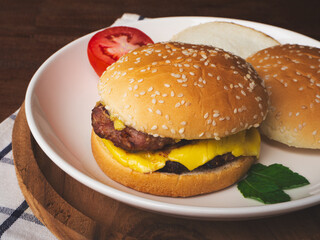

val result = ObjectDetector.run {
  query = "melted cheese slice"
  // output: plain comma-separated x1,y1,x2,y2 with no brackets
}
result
102,128,260,173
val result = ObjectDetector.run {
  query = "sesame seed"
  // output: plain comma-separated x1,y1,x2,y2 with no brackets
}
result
152,69,157,73
204,112,209,119
164,84,171,88
124,104,130,109
158,100,164,103
152,99,156,104
312,130,317,136
162,125,168,130
234,108,237,114
134,85,138,90
175,102,181,108
148,108,153,113
155,91,160,95
212,120,216,126
180,121,186,125
182,84,188,87
129,78,135,83
213,113,220,118
140,91,145,95
199,132,204,137
254,123,260,128
148,87,153,92
156,110,162,115
236,95,241,100
189,72,195,76
151,125,158,130
171,91,175,97
296,112,300,116
179,128,185,134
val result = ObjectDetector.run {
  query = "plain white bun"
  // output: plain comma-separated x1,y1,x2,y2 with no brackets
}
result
98,42,268,140
91,131,256,197
171,21,280,59
247,44,320,149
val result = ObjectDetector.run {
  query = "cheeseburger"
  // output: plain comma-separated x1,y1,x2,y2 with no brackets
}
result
91,42,268,197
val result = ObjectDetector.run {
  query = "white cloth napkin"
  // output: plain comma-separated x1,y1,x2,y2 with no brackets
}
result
0,13,144,240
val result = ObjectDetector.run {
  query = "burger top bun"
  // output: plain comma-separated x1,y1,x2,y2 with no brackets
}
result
171,21,280,59
99,42,268,140
247,44,320,149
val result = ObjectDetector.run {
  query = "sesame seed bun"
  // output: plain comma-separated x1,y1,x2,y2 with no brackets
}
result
171,21,280,59
247,44,320,149
98,42,268,140
91,130,256,197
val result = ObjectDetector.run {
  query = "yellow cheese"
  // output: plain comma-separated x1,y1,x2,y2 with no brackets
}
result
168,128,260,170
102,139,167,172
110,115,126,131
102,128,260,173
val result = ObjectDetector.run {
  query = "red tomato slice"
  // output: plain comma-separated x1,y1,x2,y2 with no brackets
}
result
87,26,154,76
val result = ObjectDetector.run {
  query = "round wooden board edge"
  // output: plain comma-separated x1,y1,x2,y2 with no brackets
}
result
12,103,103,240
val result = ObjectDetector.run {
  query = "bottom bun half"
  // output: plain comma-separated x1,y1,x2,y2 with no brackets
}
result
91,131,256,197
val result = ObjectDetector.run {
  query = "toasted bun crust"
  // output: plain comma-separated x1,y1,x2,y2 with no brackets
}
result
92,131,255,197
98,42,268,140
171,21,280,59
247,44,320,149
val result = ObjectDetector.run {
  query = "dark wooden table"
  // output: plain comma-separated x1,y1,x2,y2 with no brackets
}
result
1,0,320,239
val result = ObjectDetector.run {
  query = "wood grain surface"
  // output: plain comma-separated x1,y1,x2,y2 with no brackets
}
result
3,0,320,239
12,103,320,240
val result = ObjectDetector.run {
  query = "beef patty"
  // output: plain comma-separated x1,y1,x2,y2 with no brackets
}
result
92,103,177,152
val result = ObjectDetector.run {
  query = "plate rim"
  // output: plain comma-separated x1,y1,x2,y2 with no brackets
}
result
25,16,320,219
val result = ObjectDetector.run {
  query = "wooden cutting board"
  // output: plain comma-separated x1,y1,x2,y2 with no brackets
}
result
12,103,320,240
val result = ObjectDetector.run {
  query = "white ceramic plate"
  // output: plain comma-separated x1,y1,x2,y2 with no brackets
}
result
25,17,320,220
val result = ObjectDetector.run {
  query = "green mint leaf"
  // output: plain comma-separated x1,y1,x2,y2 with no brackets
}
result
237,175,291,204
251,164,310,190
248,163,267,173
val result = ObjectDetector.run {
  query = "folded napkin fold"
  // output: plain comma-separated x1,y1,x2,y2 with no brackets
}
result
0,13,144,240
